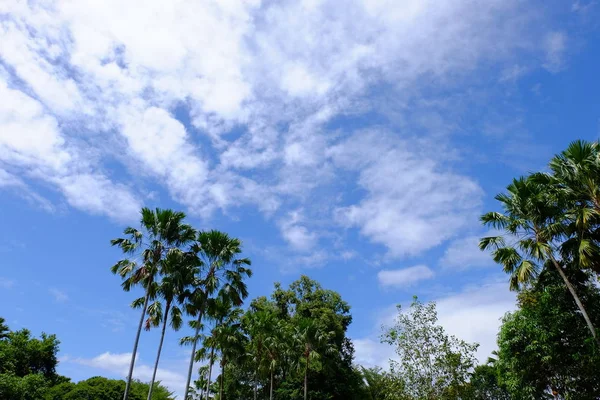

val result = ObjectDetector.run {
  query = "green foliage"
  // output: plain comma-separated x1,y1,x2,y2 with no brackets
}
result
360,367,407,400
182,229,252,400
0,373,49,400
0,318,9,340
0,326,60,381
0,318,173,400
464,362,510,400
42,377,173,400
481,140,600,343
494,270,600,399
215,276,364,400
381,298,478,400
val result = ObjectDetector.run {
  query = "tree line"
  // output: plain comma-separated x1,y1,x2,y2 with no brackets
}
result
0,317,173,399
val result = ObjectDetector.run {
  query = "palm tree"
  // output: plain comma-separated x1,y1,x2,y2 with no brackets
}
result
202,299,237,400
293,319,334,400
111,207,196,400
214,309,246,400
480,177,598,344
264,319,288,400
147,251,194,400
245,310,274,400
182,230,252,400
533,140,600,273
191,365,209,400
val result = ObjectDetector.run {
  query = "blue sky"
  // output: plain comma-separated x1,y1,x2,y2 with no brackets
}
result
1,0,600,396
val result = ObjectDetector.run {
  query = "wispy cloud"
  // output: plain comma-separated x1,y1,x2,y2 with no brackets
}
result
0,0,573,259
377,265,435,289
331,131,482,258
543,31,568,73
439,234,495,270
49,288,69,303
0,277,15,289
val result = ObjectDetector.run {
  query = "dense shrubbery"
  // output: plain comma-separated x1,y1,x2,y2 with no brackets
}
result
0,317,173,400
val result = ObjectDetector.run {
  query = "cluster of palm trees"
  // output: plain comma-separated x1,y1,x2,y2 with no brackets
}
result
111,208,252,400
480,140,600,345
184,296,337,400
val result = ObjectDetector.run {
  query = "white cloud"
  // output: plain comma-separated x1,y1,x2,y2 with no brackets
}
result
54,174,141,222
0,169,24,187
0,277,15,289
499,64,529,82
543,31,568,73
0,0,569,251
0,79,140,221
436,282,516,362
0,80,70,172
331,131,482,258
377,265,435,288
440,235,494,270
68,352,187,398
353,280,516,368
49,288,69,303
353,337,397,369
278,209,318,252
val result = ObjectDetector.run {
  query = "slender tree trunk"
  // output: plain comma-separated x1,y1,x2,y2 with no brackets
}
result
551,257,599,345
183,312,203,400
304,353,309,400
254,367,258,400
205,346,216,400
269,367,274,400
147,300,171,400
219,360,225,400
123,291,149,400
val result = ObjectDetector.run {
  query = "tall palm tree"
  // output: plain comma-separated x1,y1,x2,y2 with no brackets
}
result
533,140,600,273
191,365,209,400
214,309,246,400
480,177,598,344
293,319,334,400
182,230,252,400
264,319,288,400
111,207,196,400
147,251,194,400
202,299,237,400
245,310,275,400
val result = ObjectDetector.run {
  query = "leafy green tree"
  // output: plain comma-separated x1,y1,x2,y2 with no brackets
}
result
274,276,361,400
293,319,335,400
0,373,48,400
360,366,407,400
381,298,478,400
0,328,60,380
0,322,58,400
0,318,9,340
494,269,600,399
111,208,196,400
44,377,174,400
182,230,252,400
465,359,510,400
480,177,598,344
219,276,364,400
